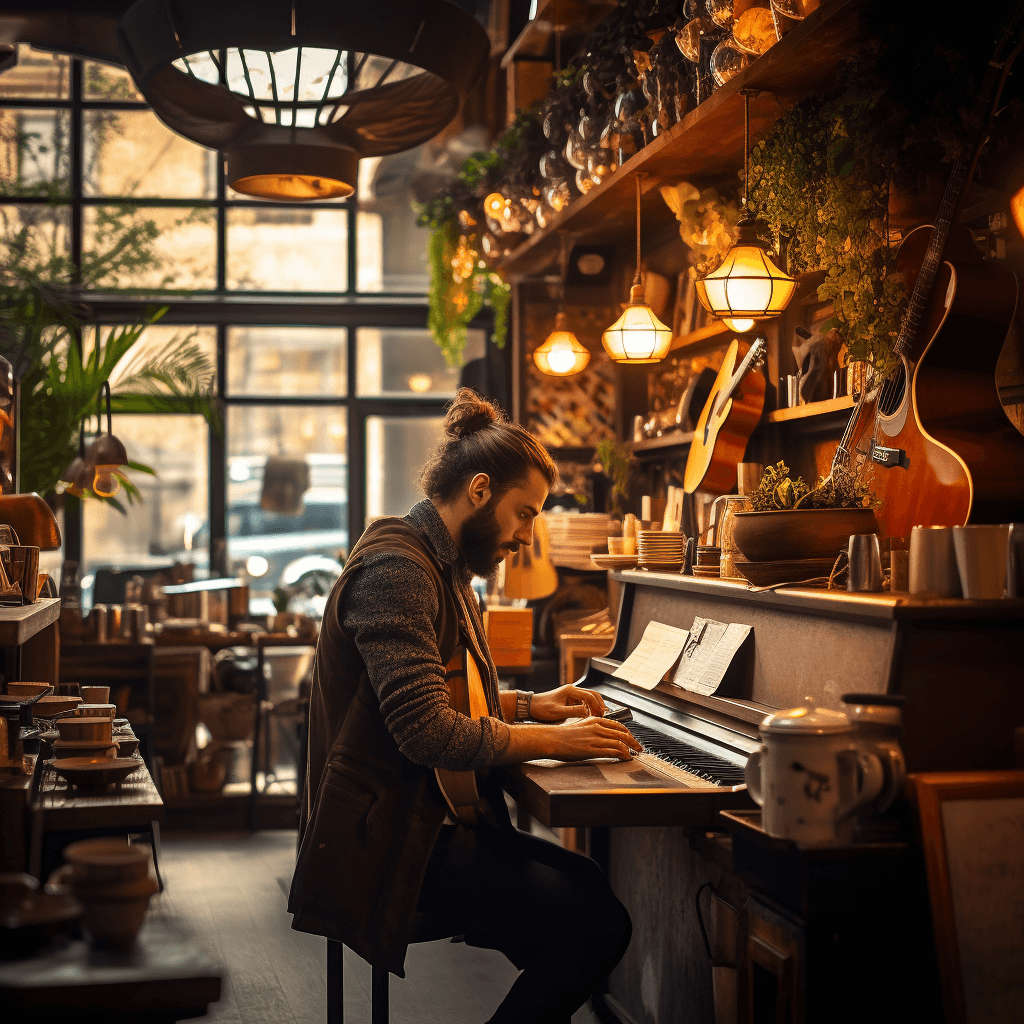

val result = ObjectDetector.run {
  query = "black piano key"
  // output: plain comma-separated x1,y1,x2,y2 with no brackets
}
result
625,722,746,785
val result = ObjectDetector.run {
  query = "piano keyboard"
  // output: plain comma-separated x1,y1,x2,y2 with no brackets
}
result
625,722,748,788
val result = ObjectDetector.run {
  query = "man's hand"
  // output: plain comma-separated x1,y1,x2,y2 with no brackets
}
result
493,717,642,765
529,684,606,722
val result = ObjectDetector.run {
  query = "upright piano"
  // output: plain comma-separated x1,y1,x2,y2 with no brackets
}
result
499,570,1024,1024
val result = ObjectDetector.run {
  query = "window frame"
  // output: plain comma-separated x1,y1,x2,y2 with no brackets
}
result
1,51,504,577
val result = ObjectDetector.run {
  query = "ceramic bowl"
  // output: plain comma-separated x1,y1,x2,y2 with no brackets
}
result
115,736,140,757
731,508,878,562
80,686,110,704
62,837,152,883
0,872,82,960
51,740,118,761
56,717,113,743
33,695,83,718
6,682,52,698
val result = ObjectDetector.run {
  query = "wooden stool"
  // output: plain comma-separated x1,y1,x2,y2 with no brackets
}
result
327,913,460,1024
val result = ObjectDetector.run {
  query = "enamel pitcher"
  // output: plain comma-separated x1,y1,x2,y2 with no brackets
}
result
744,705,887,845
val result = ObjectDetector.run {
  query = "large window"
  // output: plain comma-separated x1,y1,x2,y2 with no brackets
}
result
0,44,499,615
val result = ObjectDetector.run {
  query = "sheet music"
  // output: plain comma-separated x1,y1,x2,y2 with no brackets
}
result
672,618,752,696
612,621,690,691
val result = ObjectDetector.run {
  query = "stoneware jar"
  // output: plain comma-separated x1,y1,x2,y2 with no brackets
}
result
744,705,885,845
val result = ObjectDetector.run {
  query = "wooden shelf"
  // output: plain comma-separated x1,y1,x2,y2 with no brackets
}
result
0,597,61,647
500,0,873,279
669,321,730,352
628,431,695,461
501,0,618,68
628,398,856,464
765,395,854,423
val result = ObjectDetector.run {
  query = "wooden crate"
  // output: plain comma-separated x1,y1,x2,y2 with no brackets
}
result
484,607,533,668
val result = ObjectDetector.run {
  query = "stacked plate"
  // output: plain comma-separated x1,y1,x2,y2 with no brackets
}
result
638,530,685,571
544,513,618,570
733,556,836,588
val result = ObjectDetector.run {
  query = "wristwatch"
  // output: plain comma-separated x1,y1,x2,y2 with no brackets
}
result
515,690,534,722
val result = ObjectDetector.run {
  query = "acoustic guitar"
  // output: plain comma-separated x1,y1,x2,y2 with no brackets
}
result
684,337,767,495
839,6,1024,537
503,512,558,600
434,645,490,825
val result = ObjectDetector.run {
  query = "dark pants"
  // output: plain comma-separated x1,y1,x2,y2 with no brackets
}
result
417,821,632,1024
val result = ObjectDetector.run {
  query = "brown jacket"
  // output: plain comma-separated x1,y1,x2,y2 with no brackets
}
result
288,508,505,975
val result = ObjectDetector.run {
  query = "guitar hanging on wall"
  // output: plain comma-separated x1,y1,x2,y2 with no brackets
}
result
836,3,1024,537
684,337,767,496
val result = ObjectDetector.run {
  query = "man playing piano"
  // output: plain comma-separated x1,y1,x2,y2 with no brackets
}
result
290,389,639,1023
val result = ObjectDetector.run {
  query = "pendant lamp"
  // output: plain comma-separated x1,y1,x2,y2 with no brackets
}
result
116,0,490,201
58,425,93,498
694,92,796,321
534,236,591,377
602,174,672,364
0,4,124,66
85,382,131,499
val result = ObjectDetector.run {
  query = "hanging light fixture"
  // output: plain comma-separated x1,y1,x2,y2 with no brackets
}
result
84,382,130,499
534,235,591,377
0,5,124,66
58,424,93,498
602,174,672,364
116,0,490,201
694,92,796,321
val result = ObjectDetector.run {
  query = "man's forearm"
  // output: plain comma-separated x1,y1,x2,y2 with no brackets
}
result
490,722,564,765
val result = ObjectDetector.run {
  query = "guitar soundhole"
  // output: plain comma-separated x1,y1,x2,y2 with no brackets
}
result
878,363,906,417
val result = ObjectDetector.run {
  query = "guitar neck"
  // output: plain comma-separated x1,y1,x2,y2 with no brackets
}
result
720,341,764,406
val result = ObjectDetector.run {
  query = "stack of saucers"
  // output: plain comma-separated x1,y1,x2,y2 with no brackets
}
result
638,530,685,571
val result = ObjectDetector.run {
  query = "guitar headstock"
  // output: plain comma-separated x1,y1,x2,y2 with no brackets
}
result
749,338,767,370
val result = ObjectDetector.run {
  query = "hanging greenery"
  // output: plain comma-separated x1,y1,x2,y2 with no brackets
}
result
418,113,549,366
747,20,1004,375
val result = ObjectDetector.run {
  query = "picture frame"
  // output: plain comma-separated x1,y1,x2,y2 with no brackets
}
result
907,771,1024,1024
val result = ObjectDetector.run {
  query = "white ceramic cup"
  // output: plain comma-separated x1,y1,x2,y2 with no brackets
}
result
952,524,1010,599
909,525,961,596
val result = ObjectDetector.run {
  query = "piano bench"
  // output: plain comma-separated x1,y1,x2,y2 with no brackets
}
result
326,914,461,1024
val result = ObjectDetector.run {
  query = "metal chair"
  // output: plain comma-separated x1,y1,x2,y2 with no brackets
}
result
327,914,461,1024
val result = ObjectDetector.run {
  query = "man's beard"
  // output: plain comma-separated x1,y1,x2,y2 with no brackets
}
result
461,500,516,579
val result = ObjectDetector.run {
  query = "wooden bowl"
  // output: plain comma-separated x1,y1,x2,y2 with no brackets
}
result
62,837,151,881
730,508,878,562
50,758,139,790
6,682,52,698
33,695,82,718
51,739,118,760
56,717,113,743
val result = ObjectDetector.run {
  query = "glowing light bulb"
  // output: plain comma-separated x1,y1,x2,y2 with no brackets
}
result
532,313,590,376
546,342,579,375
484,192,506,217
92,466,121,498
722,317,756,333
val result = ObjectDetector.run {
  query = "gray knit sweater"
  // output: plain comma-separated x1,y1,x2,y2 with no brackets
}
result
340,500,511,771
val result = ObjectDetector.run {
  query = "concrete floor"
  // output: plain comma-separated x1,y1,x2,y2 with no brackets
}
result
156,830,604,1024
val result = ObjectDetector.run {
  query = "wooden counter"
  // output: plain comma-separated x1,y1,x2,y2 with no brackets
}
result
0,597,61,646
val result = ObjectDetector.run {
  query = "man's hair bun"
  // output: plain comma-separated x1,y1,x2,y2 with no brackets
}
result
421,388,558,503
443,388,503,440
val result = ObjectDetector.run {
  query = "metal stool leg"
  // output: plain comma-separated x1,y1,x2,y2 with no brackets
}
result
371,964,388,1024
327,939,344,1024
